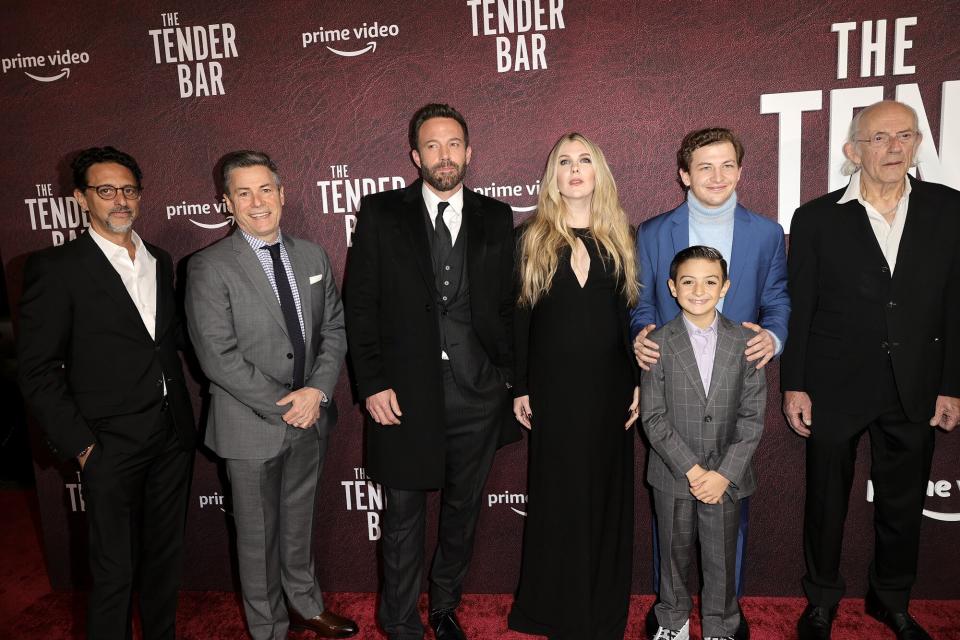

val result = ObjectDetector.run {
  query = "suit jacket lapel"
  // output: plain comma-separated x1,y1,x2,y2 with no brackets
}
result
399,181,437,294
706,315,739,404
725,206,752,306
463,188,486,286
845,199,891,271
231,232,290,339
890,178,931,286
148,241,172,343
670,204,689,257
284,235,314,353
78,232,154,342
667,320,707,404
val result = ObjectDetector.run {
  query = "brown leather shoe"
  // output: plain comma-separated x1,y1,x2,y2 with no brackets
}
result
289,609,359,638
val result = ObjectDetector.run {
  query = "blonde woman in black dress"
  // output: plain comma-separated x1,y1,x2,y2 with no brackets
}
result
508,133,639,639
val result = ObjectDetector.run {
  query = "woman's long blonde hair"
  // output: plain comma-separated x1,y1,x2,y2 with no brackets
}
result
518,132,638,307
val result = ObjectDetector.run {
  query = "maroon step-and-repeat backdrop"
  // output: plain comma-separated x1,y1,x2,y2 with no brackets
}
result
1,0,958,597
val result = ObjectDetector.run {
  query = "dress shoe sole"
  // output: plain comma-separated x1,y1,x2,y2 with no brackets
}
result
289,622,358,638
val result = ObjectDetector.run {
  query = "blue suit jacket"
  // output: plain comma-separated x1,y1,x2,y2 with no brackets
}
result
630,202,790,346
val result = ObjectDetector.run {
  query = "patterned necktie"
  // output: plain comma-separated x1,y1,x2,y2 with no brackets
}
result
262,243,305,390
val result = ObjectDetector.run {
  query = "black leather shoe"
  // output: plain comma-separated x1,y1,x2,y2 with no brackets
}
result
645,602,660,638
735,615,750,640
797,604,837,640
865,592,932,640
429,608,466,640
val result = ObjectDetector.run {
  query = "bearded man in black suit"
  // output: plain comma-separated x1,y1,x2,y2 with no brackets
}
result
345,104,516,640
18,147,196,640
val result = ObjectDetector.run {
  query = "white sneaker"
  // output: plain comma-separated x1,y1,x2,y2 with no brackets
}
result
652,619,690,640
704,636,734,640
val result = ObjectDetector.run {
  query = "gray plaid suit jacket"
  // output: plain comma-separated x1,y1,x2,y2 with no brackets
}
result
186,231,346,460
641,312,766,500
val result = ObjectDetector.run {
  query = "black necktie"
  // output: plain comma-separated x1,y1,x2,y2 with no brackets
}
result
263,243,305,390
435,201,453,267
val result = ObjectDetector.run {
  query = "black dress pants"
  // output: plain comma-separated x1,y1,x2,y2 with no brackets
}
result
802,361,935,612
377,364,501,640
81,405,193,640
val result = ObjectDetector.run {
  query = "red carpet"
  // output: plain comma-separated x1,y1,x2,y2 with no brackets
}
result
3,489,959,639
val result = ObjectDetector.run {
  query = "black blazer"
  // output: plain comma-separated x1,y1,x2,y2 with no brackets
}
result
781,177,960,423
345,180,517,490
17,231,196,461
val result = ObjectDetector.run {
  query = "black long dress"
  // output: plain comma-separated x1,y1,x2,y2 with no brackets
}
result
508,228,636,640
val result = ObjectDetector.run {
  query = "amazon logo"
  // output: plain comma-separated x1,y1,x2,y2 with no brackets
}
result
867,479,960,522
301,21,400,57
488,490,528,517
166,200,236,230
2,49,89,82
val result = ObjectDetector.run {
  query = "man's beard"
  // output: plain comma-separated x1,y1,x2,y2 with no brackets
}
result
422,160,467,193
106,208,135,233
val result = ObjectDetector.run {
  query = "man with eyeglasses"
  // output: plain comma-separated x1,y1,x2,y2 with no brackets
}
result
783,100,960,640
18,146,196,639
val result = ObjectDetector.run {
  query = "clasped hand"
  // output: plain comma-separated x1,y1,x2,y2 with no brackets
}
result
277,387,323,428
686,464,729,504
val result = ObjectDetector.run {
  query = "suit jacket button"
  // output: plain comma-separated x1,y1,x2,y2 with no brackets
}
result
285,383,292,389
286,353,293,359
425,304,432,312
881,266,889,273
703,415,712,422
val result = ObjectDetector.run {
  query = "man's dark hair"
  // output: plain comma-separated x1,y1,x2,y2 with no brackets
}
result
408,103,469,150
677,127,745,174
669,245,728,282
71,146,143,190
220,150,281,193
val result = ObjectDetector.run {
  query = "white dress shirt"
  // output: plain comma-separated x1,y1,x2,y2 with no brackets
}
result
838,171,911,274
88,227,158,339
422,183,464,244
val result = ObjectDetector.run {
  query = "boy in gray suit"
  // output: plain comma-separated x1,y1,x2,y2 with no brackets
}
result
641,246,765,640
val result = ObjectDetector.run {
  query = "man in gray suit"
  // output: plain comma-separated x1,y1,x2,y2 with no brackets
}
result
186,151,357,639
641,246,765,640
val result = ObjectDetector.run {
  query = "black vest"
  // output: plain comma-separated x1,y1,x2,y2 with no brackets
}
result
423,205,502,397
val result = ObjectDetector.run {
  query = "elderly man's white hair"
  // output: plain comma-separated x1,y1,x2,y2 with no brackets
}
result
841,101,921,176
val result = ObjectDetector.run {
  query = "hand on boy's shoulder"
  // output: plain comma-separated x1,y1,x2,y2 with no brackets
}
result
741,321,777,369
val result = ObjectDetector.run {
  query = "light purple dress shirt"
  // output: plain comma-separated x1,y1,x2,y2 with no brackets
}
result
682,312,719,393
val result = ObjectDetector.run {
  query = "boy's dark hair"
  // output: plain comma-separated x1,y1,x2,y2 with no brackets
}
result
669,245,728,282
220,150,281,193
71,146,143,190
677,127,745,174
408,103,469,150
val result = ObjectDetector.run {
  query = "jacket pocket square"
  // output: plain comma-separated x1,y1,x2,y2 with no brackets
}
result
309,274,323,284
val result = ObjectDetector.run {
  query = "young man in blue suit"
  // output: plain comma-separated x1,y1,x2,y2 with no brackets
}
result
631,128,789,635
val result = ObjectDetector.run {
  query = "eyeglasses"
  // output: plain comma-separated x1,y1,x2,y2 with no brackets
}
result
855,131,919,148
85,184,143,200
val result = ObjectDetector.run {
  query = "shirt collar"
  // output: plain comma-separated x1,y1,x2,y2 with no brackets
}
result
681,310,719,336
240,228,284,251
421,183,464,220
838,170,912,206
88,226,145,258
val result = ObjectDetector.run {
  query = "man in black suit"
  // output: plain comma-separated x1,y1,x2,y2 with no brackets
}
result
782,101,960,640
345,104,516,640
18,147,196,640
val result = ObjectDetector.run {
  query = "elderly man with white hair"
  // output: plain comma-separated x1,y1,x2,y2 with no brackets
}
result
782,100,960,640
